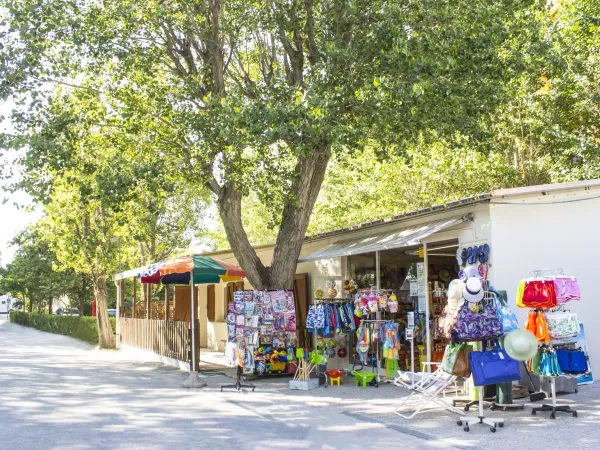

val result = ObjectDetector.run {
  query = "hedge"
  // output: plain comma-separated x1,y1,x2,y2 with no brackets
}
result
9,311,116,345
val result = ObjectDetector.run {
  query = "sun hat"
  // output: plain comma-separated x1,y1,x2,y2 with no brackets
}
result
463,265,481,279
448,279,464,301
503,329,538,361
463,277,484,303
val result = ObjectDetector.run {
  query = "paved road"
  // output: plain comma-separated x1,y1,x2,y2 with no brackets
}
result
0,316,453,450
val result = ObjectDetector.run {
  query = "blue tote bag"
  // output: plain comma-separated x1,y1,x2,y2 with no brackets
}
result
469,344,521,386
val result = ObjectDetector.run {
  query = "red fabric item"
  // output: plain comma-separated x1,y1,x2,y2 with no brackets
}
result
522,280,557,309
91,300,96,317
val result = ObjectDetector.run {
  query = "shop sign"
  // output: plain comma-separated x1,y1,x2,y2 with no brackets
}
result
405,329,414,340
409,281,418,297
407,311,415,329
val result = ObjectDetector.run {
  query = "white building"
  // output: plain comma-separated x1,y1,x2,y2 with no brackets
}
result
116,179,600,373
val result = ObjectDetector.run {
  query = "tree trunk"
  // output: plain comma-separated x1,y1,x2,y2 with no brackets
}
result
92,274,116,349
218,187,271,290
218,145,332,290
78,275,86,316
27,296,32,312
270,146,332,289
48,297,53,315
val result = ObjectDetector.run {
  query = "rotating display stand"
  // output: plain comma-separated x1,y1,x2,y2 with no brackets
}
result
456,386,504,433
531,377,577,419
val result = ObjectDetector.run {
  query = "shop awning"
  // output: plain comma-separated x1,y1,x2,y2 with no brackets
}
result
299,215,467,262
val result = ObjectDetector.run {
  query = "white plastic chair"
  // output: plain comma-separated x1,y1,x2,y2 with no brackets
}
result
393,364,464,419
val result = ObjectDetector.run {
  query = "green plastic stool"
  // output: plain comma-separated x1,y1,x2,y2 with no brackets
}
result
352,371,377,388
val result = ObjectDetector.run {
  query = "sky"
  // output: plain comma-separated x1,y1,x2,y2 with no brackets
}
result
0,99,42,266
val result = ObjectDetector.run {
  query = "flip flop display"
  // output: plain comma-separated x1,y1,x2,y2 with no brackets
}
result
478,263,489,281
479,244,490,263
461,248,467,267
466,247,473,265
456,247,463,266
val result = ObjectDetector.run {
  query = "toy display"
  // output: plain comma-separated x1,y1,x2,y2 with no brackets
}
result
226,289,298,376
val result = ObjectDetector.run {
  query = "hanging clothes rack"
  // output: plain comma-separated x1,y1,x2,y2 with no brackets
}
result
519,268,579,420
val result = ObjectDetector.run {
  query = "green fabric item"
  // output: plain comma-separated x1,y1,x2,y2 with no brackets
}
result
191,256,227,284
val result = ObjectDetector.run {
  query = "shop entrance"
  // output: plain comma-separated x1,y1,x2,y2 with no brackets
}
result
347,240,459,372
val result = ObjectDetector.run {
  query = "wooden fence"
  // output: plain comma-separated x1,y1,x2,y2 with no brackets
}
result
119,318,190,363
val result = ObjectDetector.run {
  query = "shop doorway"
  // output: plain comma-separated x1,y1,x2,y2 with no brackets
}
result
346,240,459,371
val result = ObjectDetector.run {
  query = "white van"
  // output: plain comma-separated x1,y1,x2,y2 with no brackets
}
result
0,295,11,314
0,295,19,314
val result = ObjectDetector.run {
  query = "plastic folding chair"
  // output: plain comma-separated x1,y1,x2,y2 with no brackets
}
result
393,365,464,419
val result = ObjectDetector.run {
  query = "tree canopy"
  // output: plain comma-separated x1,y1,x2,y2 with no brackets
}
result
1,0,599,292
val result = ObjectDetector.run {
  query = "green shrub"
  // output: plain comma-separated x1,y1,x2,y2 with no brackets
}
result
9,311,116,345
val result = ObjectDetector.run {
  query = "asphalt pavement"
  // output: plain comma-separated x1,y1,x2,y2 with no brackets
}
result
0,315,453,450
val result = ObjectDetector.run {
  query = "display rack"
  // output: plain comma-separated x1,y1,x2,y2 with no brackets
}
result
531,377,578,419
359,318,399,383
221,365,256,392
457,386,504,432
521,268,580,420
456,333,503,432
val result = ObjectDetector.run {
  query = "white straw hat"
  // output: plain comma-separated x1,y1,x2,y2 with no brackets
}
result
463,277,484,303
504,329,538,361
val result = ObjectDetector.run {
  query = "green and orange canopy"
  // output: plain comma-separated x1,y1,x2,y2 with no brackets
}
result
140,256,246,285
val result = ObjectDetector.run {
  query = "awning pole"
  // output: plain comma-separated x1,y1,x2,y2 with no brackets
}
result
375,251,381,291
424,242,431,372
183,276,206,388
190,279,197,372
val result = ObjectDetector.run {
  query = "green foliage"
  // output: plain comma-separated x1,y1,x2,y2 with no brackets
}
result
2,0,599,289
0,226,87,311
9,311,116,345
309,143,522,234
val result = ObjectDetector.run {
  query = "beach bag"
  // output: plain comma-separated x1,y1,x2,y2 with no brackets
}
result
452,345,473,378
545,311,579,340
493,292,519,333
556,349,587,374
451,301,503,342
469,343,521,386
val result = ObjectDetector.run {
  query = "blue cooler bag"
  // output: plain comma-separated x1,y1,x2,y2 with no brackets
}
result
469,346,521,386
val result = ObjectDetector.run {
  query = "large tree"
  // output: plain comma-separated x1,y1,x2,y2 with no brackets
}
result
2,0,546,289
2,89,207,347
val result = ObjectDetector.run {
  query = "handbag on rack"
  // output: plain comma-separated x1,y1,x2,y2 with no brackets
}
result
545,311,579,339
492,291,519,333
452,344,473,378
451,301,503,342
441,344,460,374
469,342,521,386
556,348,587,374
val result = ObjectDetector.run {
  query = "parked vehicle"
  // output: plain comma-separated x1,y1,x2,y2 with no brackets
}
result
107,309,116,317
57,308,80,316
0,295,19,314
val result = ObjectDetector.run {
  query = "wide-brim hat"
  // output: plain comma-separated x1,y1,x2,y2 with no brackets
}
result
504,329,538,361
463,265,481,279
463,277,484,303
448,279,465,302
